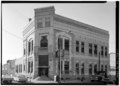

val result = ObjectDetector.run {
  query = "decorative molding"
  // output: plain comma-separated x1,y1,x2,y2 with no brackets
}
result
54,14,109,36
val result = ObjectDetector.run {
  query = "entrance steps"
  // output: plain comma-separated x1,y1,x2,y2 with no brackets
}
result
34,76,52,81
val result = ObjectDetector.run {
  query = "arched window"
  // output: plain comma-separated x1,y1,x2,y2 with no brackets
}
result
81,63,84,75
40,36,48,48
76,63,79,75
89,64,92,75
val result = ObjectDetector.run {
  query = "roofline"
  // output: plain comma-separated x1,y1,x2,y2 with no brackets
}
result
54,14,109,36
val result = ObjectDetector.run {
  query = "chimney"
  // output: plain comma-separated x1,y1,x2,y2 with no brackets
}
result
29,18,32,22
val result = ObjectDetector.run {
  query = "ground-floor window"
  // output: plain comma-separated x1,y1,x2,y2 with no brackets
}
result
89,64,92,75
94,64,97,74
81,63,84,75
76,63,79,75
101,65,104,72
64,61,69,74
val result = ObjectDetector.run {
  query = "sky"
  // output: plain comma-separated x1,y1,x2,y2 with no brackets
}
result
2,2,116,66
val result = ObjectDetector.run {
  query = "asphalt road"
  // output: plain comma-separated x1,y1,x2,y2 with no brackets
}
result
1,81,115,85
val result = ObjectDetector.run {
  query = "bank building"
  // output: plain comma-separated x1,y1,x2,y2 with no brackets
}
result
15,6,109,80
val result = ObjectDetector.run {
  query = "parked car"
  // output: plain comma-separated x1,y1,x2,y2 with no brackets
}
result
2,75,13,84
14,75,27,82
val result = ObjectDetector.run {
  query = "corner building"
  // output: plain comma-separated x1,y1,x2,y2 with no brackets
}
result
19,6,109,79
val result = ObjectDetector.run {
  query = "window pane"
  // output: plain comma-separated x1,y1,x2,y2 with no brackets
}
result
76,41,79,52
65,39,69,51
37,19,43,28
40,36,48,47
45,17,50,27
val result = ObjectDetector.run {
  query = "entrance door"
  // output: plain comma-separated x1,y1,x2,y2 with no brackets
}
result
38,55,48,76
38,68,48,76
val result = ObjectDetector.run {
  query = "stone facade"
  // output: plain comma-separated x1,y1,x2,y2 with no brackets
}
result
15,6,109,80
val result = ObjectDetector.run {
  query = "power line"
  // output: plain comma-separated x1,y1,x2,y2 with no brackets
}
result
3,29,23,40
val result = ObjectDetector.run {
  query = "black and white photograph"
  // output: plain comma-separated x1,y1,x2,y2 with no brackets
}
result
1,1,118,85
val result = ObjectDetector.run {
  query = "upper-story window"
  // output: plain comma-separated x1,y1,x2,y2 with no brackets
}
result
40,36,48,48
58,38,63,49
37,18,43,28
101,46,104,57
28,39,33,55
76,41,79,52
89,43,92,55
94,44,97,56
105,46,108,57
45,17,51,27
64,39,69,51
81,42,84,53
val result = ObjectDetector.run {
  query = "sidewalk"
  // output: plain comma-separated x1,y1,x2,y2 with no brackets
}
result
28,79,57,83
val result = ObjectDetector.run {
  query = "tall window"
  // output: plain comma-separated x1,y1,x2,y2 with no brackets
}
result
37,19,43,28
81,63,84,75
76,41,79,52
105,47,108,57
101,65,103,72
40,36,48,48
31,61,33,73
16,65,18,73
24,65,25,71
94,64,97,74
58,38,63,49
89,43,92,55
45,17,51,27
81,42,84,53
76,63,79,75
24,48,26,56
64,61,69,74
31,40,33,52
105,65,107,73
64,39,69,51
101,46,104,56
28,42,30,55
28,62,30,73
89,64,92,75
94,44,97,56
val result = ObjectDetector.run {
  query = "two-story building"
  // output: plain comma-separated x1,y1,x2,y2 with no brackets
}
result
15,6,109,80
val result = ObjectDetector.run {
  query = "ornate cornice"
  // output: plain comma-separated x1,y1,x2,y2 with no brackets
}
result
54,14,109,36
